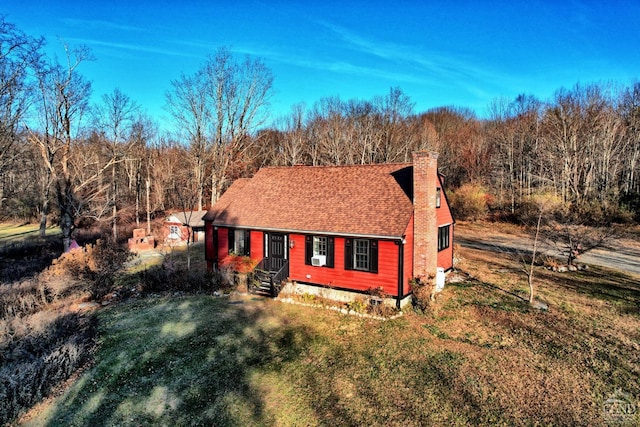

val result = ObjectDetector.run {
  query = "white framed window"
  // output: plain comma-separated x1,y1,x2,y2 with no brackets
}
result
313,236,327,256
168,225,181,239
305,235,334,268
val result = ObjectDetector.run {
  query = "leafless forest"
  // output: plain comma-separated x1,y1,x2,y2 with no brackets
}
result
2,17,639,247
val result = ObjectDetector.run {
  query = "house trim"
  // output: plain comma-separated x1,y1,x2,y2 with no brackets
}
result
211,224,403,241
395,239,405,309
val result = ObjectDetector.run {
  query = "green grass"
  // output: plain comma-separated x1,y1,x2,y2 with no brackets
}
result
0,222,60,243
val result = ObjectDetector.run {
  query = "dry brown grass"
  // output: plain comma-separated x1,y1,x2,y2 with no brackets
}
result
439,241,640,424
12,223,640,426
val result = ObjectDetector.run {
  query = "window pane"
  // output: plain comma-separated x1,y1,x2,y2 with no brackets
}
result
313,236,327,256
438,225,450,251
235,230,245,254
354,239,369,270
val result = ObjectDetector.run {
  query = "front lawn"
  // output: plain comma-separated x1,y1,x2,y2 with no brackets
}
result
23,248,640,427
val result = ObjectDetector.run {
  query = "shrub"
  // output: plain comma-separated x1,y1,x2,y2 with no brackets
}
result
411,275,436,313
136,264,224,295
515,193,565,225
346,298,368,314
0,312,96,425
0,236,63,284
365,287,397,317
620,191,640,222
219,254,258,273
449,183,489,220
54,237,132,300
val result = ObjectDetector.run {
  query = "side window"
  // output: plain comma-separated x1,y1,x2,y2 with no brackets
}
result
438,225,450,251
305,235,334,267
436,187,441,208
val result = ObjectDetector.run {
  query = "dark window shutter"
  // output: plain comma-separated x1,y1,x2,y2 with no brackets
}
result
244,230,251,256
370,240,378,273
228,228,234,254
345,238,353,270
213,228,218,260
305,235,313,265
326,237,335,268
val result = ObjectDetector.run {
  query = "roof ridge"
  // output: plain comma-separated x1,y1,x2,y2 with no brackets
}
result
261,162,412,170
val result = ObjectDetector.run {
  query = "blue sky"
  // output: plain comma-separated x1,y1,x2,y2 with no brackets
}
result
5,1,640,130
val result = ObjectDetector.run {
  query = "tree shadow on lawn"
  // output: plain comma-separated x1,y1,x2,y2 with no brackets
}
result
538,267,640,316
35,296,320,427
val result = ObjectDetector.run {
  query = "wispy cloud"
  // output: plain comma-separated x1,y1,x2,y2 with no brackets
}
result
313,20,520,98
61,18,147,33
66,38,200,59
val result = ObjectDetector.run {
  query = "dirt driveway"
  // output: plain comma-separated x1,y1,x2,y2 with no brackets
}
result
456,222,640,278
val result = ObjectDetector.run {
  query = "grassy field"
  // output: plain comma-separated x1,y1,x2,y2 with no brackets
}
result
0,223,60,243
20,238,640,426
0,223,63,284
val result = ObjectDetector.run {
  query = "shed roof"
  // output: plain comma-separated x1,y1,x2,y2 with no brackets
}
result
167,210,208,227
203,163,414,238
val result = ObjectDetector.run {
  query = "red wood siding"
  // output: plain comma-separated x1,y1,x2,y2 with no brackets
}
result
436,181,454,226
205,222,214,268
436,175,454,271
216,227,230,261
288,234,401,297
250,230,264,260
437,226,453,270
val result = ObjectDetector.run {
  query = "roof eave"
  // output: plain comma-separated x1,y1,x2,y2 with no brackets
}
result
209,223,404,240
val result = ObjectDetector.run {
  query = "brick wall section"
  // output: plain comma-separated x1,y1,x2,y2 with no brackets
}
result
412,151,439,279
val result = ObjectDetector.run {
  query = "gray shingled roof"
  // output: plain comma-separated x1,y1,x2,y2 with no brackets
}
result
171,210,208,228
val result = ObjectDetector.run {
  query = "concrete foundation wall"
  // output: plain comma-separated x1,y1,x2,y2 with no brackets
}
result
280,281,413,309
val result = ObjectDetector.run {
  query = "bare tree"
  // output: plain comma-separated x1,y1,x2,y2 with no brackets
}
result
373,87,415,162
205,47,274,203
29,43,92,250
165,70,210,210
126,115,156,231
544,222,617,268
620,83,640,206
173,170,200,271
488,95,542,213
95,88,139,239
0,17,43,211
516,194,561,304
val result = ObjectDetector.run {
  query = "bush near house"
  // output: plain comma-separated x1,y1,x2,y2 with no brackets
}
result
449,183,490,220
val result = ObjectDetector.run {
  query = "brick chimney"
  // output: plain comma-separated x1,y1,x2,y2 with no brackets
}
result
412,151,439,279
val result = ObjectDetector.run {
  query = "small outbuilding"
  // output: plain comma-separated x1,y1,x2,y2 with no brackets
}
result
164,210,207,244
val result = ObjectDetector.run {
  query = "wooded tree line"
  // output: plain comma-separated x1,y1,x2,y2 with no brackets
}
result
251,82,640,224
1,17,639,249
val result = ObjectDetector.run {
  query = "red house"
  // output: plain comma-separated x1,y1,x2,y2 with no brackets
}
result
202,151,454,308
